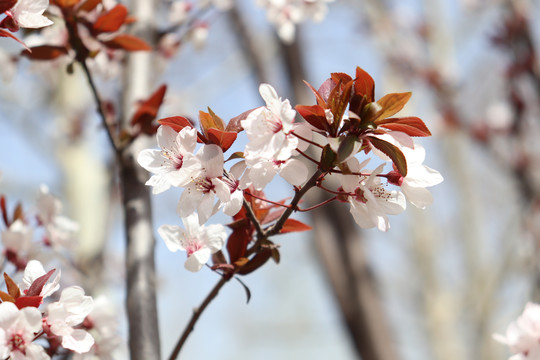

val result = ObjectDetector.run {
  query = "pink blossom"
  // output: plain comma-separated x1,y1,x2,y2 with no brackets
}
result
494,302,540,360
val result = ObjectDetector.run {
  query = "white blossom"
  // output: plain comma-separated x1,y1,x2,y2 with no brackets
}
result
494,302,540,360
7,0,53,29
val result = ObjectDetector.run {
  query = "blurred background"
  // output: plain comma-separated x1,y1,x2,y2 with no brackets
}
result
1,0,540,359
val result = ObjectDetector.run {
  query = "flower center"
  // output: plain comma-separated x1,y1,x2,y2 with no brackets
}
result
162,150,183,170
184,238,203,256
266,113,283,133
194,177,215,194
9,333,26,354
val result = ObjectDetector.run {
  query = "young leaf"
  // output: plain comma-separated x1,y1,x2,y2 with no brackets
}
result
236,249,272,275
207,128,237,152
158,116,193,132
131,84,167,135
319,144,337,171
0,0,17,14
368,136,407,177
21,46,69,61
15,296,42,309
303,80,327,107
226,227,251,265
53,0,80,7
375,116,432,137
234,276,251,304
12,202,23,222
354,66,375,102
279,218,312,234
93,4,128,33
296,104,328,132
0,290,15,303
199,109,225,136
336,135,359,163
26,269,55,297
102,34,151,51
374,92,412,122
77,0,101,13
227,108,257,133
3,273,20,299
225,152,244,162
0,29,28,50
1,195,9,227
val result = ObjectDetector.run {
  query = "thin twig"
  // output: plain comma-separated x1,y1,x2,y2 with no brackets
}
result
168,275,230,360
242,197,265,240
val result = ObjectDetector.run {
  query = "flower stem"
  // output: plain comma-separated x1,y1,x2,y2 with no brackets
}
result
290,130,324,148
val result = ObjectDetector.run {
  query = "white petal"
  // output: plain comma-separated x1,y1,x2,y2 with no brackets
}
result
158,225,184,252
279,159,308,186
197,145,224,178
62,329,94,354
156,125,178,150
402,183,433,209
197,193,216,225
259,84,279,107
177,186,202,218
221,190,243,217
202,224,226,252
185,248,211,272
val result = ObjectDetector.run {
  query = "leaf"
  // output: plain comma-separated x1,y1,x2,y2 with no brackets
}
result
303,80,327,107
199,109,225,136
226,227,251,264
130,84,167,135
368,136,407,177
227,108,257,132
3,273,20,299
225,152,244,162
77,0,101,12
12,202,23,222
327,78,353,134
0,195,8,226
93,4,128,33
102,34,151,51
158,116,193,132
350,66,375,115
279,218,312,234
374,92,412,122
21,46,69,61
375,116,432,137
319,144,336,172
207,128,237,152
26,269,55,297
53,0,80,7
236,249,272,275
317,78,336,104
0,290,15,303
295,104,328,132
15,296,42,309
0,0,16,14
336,135,359,163
234,276,251,304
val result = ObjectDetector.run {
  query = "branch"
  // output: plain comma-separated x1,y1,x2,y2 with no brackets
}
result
168,275,230,360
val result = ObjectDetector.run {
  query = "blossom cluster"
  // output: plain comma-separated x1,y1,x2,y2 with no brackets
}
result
138,66,443,273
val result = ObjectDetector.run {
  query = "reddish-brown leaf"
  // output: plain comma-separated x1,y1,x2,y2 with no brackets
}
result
1,195,8,227
12,202,23,222
376,116,432,137
374,92,412,122
26,269,55,297
296,104,328,132
354,66,375,103
317,78,337,104
368,136,407,177
328,78,353,134
279,218,312,234
102,34,151,51
53,0,80,8
226,227,251,264
3,273,20,299
15,296,42,309
77,0,101,13
0,0,16,14
207,128,237,152
131,85,167,134
21,46,68,60
158,116,193,132
237,248,272,275
303,80,327,108
0,290,15,303
199,109,225,136
93,4,128,33
227,108,258,133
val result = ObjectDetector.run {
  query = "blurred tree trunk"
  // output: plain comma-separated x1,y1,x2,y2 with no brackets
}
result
121,0,160,359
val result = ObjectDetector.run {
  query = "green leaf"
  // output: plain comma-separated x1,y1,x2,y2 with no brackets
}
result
336,135,359,163
368,136,407,177
319,145,337,171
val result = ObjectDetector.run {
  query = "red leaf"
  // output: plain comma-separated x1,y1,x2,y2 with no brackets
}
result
158,116,193,132
207,128,237,152
26,269,55,297
296,104,328,132
226,227,251,264
3,273,20,299
102,34,151,51
368,136,407,177
317,78,336,104
15,296,42,309
1,195,8,227
0,0,16,14
354,66,375,103
77,0,101,13
237,249,272,275
279,218,312,234
303,80,327,107
93,4,128,33
199,109,225,134
131,84,167,134
376,116,432,137
21,45,68,60
53,0,80,7
227,108,257,133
